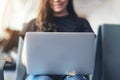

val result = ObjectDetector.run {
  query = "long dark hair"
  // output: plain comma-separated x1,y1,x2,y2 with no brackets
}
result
36,0,77,31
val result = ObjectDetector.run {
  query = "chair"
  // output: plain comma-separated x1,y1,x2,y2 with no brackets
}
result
0,30,20,72
15,37,26,80
0,23,28,80
0,60,6,80
0,36,24,80
92,24,120,80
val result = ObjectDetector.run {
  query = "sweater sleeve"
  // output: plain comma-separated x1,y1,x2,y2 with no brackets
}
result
19,19,36,39
82,18,94,32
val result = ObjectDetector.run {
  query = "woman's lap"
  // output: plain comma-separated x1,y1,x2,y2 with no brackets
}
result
26,75,54,80
26,75,86,80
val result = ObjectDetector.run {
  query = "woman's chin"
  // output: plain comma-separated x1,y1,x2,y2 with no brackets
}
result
54,9,64,13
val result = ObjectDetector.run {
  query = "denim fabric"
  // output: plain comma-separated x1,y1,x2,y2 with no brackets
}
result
64,75,86,80
26,75,86,80
26,75,54,80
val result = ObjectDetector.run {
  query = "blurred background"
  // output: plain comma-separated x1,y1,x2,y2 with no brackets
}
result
0,0,120,38
0,0,120,80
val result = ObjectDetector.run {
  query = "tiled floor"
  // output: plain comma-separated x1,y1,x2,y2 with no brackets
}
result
4,70,16,80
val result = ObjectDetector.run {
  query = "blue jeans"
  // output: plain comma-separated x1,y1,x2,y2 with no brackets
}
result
26,75,86,80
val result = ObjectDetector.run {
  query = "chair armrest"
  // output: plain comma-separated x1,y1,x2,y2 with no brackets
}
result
15,36,26,80
0,60,6,80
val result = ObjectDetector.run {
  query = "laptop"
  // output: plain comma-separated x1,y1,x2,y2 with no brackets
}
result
25,32,95,75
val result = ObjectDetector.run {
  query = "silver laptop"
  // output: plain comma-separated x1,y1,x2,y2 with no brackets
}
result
25,32,95,75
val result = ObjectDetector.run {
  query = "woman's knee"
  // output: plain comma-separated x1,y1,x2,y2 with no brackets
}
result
26,75,53,80
64,75,85,80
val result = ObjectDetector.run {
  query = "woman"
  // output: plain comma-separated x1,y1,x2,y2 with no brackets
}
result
21,0,94,80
